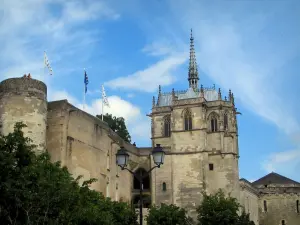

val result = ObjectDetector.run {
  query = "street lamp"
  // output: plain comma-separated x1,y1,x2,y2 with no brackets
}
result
116,144,165,225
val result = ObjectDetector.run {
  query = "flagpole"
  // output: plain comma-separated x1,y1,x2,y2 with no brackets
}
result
102,85,104,121
83,69,86,110
43,51,45,78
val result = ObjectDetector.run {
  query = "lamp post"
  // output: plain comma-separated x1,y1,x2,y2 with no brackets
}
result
116,144,165,225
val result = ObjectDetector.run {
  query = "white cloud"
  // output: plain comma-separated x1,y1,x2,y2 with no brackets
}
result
105,53,188,92
48,90,150,145
129,1,300,134
0,0,118,83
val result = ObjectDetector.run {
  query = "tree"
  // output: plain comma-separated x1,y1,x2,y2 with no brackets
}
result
0,122,138,225
97,113,131,143
196,190,255,225
146,203,193,225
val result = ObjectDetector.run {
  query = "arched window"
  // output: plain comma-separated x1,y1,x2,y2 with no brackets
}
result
210,113,218,132
281,220,285,225
224,113,228,130
297,200,299,213
183,109,192,131
164,115,171,137
162,182,167,191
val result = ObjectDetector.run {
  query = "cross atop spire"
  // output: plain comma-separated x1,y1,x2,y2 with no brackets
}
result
188,29,199,89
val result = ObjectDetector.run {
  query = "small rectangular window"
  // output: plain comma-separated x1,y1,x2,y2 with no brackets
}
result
209,163,214,171
297,200,299,213
162,182,167,191
263,200,267,212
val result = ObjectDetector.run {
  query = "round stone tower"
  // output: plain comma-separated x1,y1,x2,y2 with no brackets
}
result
0,76,47,153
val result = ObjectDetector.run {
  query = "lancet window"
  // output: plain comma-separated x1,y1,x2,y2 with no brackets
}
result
210,112,218,132
163,115,171,137
224,113,228,130
183,108,192,131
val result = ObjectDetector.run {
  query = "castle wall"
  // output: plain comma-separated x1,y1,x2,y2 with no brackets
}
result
258,191,300,225
0,77,47,153
240,180,259,225
46,100,140,203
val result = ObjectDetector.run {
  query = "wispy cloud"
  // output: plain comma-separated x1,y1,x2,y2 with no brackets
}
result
105,52,188,92
0,0,118,83
262,149,300,178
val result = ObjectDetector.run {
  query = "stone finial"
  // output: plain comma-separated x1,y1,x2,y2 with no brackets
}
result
231,93,235,105
225,96,227,101
152,96,155,108
27,73,31,79
218,88,222,100
158,85,161,95
172,88,175,101
228,89,232,101
200,84,204,97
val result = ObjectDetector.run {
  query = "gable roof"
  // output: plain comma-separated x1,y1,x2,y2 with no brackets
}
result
252,172,300,186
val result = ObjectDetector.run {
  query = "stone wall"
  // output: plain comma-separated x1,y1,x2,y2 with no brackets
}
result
0,77,47,153
258,190,300,225
240,179,259,225
150,100,240,222
46,100,140,203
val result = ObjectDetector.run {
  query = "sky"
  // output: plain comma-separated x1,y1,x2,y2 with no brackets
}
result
0,0,300,182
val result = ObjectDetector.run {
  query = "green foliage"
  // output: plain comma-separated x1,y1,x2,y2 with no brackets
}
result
97,113,131,143
197,190,255,225
236,211,256,225
146,203,193,225
0,122,138,225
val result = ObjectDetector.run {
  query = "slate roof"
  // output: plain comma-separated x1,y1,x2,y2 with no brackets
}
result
158,87,218,107
252,172,300,186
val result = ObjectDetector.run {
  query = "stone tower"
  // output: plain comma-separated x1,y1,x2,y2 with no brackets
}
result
0,76,47,153
149,31,240,220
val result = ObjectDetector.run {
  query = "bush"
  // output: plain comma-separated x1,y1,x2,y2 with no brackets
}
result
197,190,255,225
146,203,193,225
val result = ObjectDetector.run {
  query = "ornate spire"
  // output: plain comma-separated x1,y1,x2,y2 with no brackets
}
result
188,29,199,89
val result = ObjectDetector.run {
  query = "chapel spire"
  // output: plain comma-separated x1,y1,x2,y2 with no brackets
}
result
188,29,199,89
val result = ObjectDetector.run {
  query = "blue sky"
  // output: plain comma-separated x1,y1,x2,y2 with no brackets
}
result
1,0,300,182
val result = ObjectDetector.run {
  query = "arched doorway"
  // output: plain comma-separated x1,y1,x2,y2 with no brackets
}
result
132,168,151,208
133,168,150,190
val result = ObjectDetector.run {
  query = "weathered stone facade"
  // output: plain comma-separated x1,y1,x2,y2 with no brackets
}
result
0,31,299,225
0,77,47,153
